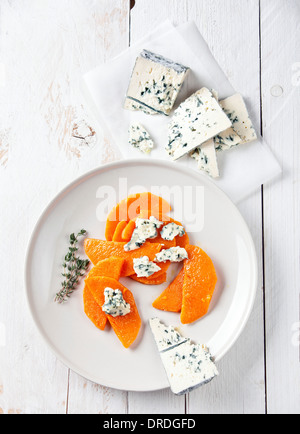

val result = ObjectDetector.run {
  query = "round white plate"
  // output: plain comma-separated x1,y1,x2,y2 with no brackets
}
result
25,159,258,393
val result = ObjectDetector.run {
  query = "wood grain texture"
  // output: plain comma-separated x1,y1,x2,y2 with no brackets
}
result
260,0,300,414
0,0,129,414
130,0,266,415
0,0,298,414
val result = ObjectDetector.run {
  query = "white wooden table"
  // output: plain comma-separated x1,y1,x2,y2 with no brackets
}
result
0,0,299,414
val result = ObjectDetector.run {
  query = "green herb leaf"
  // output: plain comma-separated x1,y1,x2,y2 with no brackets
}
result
55,230,90,304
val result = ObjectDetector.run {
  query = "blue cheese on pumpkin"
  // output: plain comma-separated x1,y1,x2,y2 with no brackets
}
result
128,123,154,154
133,256,161,278
125,50,189,116
190,139,220,178
160,222,185,241
124,216,163,252
219,94,257,144
166,88,232,160
155,247,188,263
102,288,131,317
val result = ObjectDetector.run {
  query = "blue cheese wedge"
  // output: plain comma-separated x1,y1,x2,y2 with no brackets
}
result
160,222,185,241
166,88,232,160
160,341,219,395
149,318,219,395
149,318,189,353
219,94,257,144
214,128,242,151
124,216,163,252
155,247,188,263
102,288,131,317
133,256,161,278
190,139,220,178
125,50,189,116
128,123,154,155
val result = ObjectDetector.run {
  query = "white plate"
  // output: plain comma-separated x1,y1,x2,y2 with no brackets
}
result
25,159,258,393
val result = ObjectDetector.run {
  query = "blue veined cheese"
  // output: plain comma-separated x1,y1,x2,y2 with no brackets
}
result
128,123,154,155
155,247,188,263
149,318,189,353
124,216,163,252
133,256,161,278
190,139,220,178
214,128,242,151
166,88,232,160
102,288,131,317
149,318,219,395
124,98,158,115
160,222,185,241
219,93,257,144
160,341,219,395
125,50,189,116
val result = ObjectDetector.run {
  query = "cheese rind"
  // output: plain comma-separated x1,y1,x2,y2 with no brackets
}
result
167,88,232,160
125,50,189,116
190,139,220,178
220,94,257,144
149,318,219,395
128,123,154,154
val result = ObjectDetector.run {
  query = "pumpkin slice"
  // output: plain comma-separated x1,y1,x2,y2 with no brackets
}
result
180,245,218,324
112,221,128,242
105,193,171,241
152,267,184,312
130,272,167,285
83,258,126,330
84,239,162,277
86,277,141,348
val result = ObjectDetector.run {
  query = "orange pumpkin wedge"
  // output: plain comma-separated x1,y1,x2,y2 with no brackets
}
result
105,193,171,241
152,267,184,312
112,221,128,242
84,239,162,277
83,258,125,331
180,245,217,324
86,277,141,348
130,272,167,285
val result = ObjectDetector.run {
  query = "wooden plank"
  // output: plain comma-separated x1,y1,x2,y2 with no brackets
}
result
0,0,129,414
129,0,266,414
260,0,300,414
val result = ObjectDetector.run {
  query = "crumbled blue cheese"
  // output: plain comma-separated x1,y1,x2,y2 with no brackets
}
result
133,256,161,278
149,318,219,395
128,123,154,154
149,318,189,353
190,139,220,178
102,288,131,317
219,94,257,144
166,88,232,160
124,216,164,252
155,247,188,263
125,50,189,116
160,222,185,241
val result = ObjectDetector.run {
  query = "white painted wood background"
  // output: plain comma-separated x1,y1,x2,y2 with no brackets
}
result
0,0,299,414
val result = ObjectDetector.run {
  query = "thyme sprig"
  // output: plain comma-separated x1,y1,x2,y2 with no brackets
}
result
55,230,90,304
